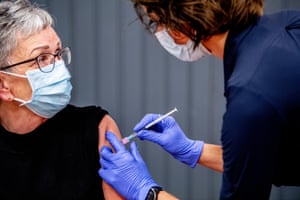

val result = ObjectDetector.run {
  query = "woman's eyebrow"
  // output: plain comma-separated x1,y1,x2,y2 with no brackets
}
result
29,45,50,56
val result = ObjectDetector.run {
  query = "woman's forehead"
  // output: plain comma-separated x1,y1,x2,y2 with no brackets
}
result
11,27,61,58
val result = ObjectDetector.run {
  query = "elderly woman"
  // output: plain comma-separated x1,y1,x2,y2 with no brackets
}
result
0,0,124,199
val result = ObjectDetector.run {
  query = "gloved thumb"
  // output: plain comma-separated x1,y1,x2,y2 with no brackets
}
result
99,146,113,161
106,131,126,152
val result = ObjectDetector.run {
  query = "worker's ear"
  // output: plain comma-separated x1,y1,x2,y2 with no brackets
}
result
167,29,190,45
0,73,14,101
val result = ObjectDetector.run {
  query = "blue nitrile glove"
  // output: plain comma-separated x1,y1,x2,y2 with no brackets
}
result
134,114,204,168
99,131,160,200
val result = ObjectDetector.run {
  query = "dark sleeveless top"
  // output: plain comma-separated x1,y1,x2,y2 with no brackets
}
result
0,104,108,200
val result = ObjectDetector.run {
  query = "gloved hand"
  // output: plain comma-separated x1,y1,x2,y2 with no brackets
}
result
99,131,160,200
134,114,204,168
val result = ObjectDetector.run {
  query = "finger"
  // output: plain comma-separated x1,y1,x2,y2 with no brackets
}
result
99,146,114,161
138,129,163,143
133,114,160,132
99,157,111,169
106,131,126,152
100,145,113,154
130,142,146,165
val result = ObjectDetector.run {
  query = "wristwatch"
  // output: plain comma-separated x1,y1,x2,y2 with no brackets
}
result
145,186,163,200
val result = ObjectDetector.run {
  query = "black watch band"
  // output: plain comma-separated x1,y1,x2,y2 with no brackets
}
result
145,186,163,200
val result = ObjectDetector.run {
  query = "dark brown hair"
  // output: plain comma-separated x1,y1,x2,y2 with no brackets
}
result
131,0,264,46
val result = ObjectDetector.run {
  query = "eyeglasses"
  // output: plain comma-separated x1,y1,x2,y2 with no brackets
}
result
148,19,159,34
134,4,159,34
0,47,71,73
140,14,159,34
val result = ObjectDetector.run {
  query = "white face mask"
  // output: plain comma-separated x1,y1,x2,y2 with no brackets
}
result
1,60,72,118
155,29,211,62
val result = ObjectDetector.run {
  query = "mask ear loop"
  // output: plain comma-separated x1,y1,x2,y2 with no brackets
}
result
0,70,27,78
0,71,29,106
13,97,29,106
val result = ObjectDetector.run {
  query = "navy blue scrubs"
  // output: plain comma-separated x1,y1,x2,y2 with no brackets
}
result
221,10,300,199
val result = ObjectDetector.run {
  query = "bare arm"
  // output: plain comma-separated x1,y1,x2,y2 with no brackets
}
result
98,114,125,200
155,144,223,200
198,143,223,172
158,191,180,200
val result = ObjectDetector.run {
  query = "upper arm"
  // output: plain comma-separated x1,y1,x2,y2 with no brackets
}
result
98,114,122,151
98,114,125,200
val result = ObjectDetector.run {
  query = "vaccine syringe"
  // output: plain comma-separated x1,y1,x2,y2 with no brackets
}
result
122,107,178,144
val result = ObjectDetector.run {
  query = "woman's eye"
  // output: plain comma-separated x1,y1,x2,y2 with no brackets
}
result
38,55,48,62
37,54,54,67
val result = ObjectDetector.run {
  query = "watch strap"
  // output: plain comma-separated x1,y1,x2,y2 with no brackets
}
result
145,186,163,200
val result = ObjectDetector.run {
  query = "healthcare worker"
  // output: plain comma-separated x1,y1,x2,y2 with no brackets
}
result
99,0,300,199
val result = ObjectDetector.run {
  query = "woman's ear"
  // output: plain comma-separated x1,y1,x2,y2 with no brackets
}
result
167,29,190,45
0,74,14,101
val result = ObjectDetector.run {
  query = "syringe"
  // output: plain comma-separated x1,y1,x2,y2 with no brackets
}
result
122,107,178,144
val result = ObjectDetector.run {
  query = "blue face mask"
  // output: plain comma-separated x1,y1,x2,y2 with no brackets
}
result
2,60,72,118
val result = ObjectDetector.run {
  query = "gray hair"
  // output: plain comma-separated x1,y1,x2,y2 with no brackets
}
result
0,0,54,68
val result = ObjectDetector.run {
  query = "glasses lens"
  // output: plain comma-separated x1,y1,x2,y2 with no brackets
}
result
135,4,158,34
60,47,71,65
140,14,158,33
149,21,158,33
37,54,55,73
38,47,71,73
